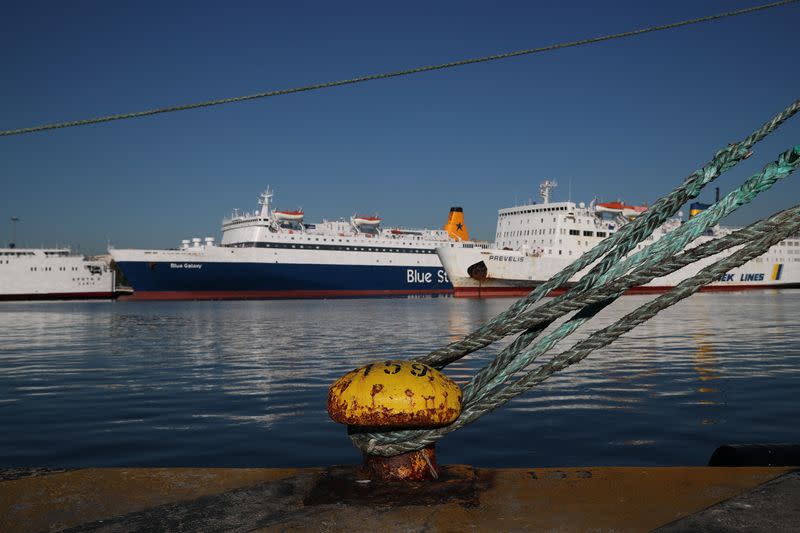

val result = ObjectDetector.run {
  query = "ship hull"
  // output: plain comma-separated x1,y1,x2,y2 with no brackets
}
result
122,288,450,301
438,246,800,298
0,291,116,302
0,248,116,301
452,283,800,298
113,256,452,300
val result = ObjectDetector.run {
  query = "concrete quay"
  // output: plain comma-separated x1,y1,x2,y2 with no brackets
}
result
1,465,798,532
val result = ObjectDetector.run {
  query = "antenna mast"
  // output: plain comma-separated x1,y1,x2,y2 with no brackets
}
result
539,180,558,205
258,187,273,217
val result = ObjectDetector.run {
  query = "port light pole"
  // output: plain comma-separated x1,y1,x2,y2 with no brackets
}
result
10,216,19,248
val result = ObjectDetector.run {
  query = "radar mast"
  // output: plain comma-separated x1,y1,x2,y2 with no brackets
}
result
539,180,558,205
258,187,273,217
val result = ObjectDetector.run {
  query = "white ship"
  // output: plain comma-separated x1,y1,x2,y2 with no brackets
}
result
110,189,484,300
0,248,116,301
437,181,800,297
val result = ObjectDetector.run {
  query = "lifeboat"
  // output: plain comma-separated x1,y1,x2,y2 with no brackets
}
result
622,205,647,217
596,202,647,217
352,215,381,227
274,210,304,221
595,201,626,214
390,228,422,236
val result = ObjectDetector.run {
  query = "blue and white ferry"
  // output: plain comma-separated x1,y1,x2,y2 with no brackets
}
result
110,189,485,300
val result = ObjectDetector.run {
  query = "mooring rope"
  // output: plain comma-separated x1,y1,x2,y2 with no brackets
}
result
460,144,800,405
420,98,800,370
347,99,800,454
354,199,800,455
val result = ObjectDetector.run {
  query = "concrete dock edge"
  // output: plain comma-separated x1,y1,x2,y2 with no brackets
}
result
1,466,796,532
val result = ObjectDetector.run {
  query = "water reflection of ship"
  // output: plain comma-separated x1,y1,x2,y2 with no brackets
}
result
693,331,725,425
694,336,720,395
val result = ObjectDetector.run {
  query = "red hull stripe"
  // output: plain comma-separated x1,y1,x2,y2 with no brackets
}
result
0,292,116,302
120,289,453,301
454,284,800,298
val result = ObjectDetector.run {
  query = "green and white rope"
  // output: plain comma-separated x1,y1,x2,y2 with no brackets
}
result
353,198,800,455
420,98,800,370
348,103,800,454
460,144,800,405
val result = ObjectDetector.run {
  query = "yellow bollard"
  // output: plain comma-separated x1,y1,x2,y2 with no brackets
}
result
328,360,462,481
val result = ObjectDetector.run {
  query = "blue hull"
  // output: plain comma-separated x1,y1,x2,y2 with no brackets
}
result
115,261,453,300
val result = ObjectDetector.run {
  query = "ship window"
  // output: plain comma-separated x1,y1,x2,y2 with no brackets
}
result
596,232,606,237
583,231,593,237
569,230,579,236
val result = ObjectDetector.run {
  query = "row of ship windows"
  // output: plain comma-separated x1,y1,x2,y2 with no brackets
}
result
501,216,602,226
503,241,800,253
280,235,425,244
772,249,800,254
500,239,597,248
224,242,436,254
499,207,569,217
501,247,800,262
24,266,80,271
500,226,800,244
500,229,611,238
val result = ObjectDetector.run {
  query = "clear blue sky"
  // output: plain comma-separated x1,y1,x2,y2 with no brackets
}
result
2,0,799,254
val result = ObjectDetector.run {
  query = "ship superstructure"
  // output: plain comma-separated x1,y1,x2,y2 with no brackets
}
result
110,189,488,300
0,248,116,300
437,181,800,297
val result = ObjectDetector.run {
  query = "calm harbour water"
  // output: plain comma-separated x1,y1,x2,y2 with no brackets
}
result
1,292,799,469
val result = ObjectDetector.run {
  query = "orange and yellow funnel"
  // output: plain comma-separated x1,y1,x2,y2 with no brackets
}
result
444,207,469,241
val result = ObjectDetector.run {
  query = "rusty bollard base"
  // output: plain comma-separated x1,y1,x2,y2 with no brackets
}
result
361,445,438,481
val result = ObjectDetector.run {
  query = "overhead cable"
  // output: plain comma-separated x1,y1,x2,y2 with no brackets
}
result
1,0,797,137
